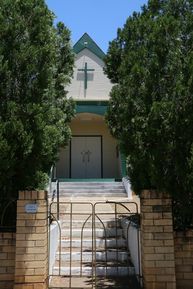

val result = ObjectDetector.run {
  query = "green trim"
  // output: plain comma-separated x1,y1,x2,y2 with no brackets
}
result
58,178,116,182
76,100,108,106
120,152,127,177
76,100,108,116
76,105,107,116
73,33,106,60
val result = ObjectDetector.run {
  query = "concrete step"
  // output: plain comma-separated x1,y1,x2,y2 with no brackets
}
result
61,228,123,238
51,204,115,214
52,265,135,276
50,181,127,198
58,214,123,221
51,182,125,192
59,189,126,194
59,194,127,199
56,250,129,262
59,182,123,187
61,218,121,230
60,238,126,249
61,219,121,228
59,184,124,189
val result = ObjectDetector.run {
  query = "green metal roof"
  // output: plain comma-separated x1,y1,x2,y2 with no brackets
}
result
73,33,106,60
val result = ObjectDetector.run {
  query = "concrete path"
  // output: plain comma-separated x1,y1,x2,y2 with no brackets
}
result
50,275,142,288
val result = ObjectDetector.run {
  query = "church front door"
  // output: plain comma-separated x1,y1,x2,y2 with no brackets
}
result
71,136,102,178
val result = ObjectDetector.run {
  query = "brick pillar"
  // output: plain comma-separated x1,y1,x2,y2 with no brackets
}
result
14,191,48,289
140,190,176,289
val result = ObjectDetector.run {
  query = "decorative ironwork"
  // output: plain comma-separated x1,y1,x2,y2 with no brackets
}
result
49,200,142,289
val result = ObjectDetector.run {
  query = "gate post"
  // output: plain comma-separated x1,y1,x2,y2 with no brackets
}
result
140,190,176,289
14,191,48,289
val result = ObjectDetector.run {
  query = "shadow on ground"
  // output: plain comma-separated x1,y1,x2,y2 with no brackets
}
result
86,276,141,289
50,275,142,289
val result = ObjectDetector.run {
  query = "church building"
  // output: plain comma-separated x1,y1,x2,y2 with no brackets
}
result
56,33,126,180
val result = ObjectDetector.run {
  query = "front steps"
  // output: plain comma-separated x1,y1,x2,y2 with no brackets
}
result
61,227,123,238
60,238,126,249
52,216,135,277
54,265,134,277
52,181,127,198
49,181,140,288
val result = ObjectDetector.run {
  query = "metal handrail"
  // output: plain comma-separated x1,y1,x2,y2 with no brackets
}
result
48,213,62,276
56,180,59,220
49,179,60,221
49,165,54,197
49,165,57,196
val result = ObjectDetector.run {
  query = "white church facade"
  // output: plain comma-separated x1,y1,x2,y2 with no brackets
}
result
56,33,126,180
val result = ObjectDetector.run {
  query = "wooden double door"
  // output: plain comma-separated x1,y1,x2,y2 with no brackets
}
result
71,136,102,178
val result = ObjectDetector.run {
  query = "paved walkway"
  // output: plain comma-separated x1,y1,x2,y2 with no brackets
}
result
50,275,142,288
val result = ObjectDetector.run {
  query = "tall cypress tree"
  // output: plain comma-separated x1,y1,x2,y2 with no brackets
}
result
0,0,75,199
105,0,193,229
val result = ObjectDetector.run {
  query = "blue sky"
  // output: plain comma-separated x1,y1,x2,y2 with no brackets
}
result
45,0,148,52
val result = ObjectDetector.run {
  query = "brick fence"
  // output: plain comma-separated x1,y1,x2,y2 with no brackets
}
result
140,190,176,289
14,191,48,289
174,230,193,289
140,190,193,289
0,190,193,289
0,233,16,289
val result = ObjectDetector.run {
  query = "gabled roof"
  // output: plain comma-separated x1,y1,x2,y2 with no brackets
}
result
73,33,106,60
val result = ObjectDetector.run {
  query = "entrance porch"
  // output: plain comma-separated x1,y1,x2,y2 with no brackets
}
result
56,113,122,180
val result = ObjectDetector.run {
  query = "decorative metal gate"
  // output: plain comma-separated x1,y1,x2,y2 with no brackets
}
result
49,200,142,289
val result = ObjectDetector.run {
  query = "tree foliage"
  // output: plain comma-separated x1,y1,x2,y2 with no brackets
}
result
105,0,193,229
0,0,75,199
